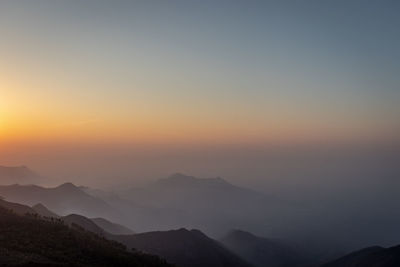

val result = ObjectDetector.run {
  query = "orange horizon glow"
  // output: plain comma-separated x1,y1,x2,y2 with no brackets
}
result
1,78,397,147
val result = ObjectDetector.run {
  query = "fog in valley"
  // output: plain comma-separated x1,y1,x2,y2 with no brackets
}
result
1,142,399,257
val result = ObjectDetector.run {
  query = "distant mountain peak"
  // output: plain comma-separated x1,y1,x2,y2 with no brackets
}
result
168,173,197,180
170,228,207,237
0,165,41,185
56,182,79,190
32,203,47,209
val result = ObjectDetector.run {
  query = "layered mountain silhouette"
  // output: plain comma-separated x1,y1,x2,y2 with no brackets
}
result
91,217,135,235
0,198,132,237
0,197,37,216
0,165,42,185
220,230,305,267
0,198,251,267
0,169,290,237
0,205,173,267
115,228,252,267
119,173,284,234
322,245,400,267
62,213,107,236
32,203,60,218
0,182,124,221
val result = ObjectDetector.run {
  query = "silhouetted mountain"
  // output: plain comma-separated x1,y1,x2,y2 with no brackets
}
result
92,217,135,235
121,173,284,234
220,230,305,267
0,183,124,222
62,214,107,236
115,228,252,267
0,165,42,185
0,205,173,267
32,203,59,218
0,198,36,215
322,245,400,267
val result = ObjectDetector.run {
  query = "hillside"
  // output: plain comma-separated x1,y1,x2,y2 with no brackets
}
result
322,245,400,267
0,198,131,241
0,206,174,267
62,214,107,236
32,203,60,218
220,230,305,267
92,217,135,235
0,183,125,222
115,228,252,267
0,198,36,215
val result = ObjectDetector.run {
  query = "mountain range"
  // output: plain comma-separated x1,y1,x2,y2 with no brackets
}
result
0,165,42,185
0,198,251,267
0,204,173,267
117,173,288,235
2,166,400,267
0,182,125,222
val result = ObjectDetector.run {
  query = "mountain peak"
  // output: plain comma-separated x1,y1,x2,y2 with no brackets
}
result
0,165,41,185
32,203,59,218
55,182,81,192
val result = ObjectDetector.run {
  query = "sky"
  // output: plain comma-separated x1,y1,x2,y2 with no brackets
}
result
0,1,399,186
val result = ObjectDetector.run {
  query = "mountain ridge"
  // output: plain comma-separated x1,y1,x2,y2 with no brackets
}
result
220,229,305,267
0,165,42,185
115,228,253,267
322,245,400,267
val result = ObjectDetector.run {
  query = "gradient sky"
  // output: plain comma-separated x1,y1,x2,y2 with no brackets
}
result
1,0,399,146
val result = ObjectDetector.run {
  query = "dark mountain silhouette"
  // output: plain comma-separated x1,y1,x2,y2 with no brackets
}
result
220,230,306,267
0,197,36,215
32,203,60,218
0,205,173,267
91,217,135,235
115,228,252,267
0,198,132,239
0,165,42,185
120,173,284,235
322,245,400,267
0,183,125,222
62,214,107,236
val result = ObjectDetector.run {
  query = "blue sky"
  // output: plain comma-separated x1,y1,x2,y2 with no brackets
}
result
0,0,399,144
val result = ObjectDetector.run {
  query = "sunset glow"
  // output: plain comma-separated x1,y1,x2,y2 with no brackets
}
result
1,2,399,148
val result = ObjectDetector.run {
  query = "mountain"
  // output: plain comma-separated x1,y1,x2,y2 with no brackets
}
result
32,203,60,218
120,173,284,234
91,217,135,235
0,183,125,222
62,214,107,236
0,165,42,185
220,230,305,267
0,198,37,215
0,197,132,240
322,245,400,267
115,228,252,267
0,205,173,267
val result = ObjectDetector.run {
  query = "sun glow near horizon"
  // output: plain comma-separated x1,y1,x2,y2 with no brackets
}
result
0,1,399,148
